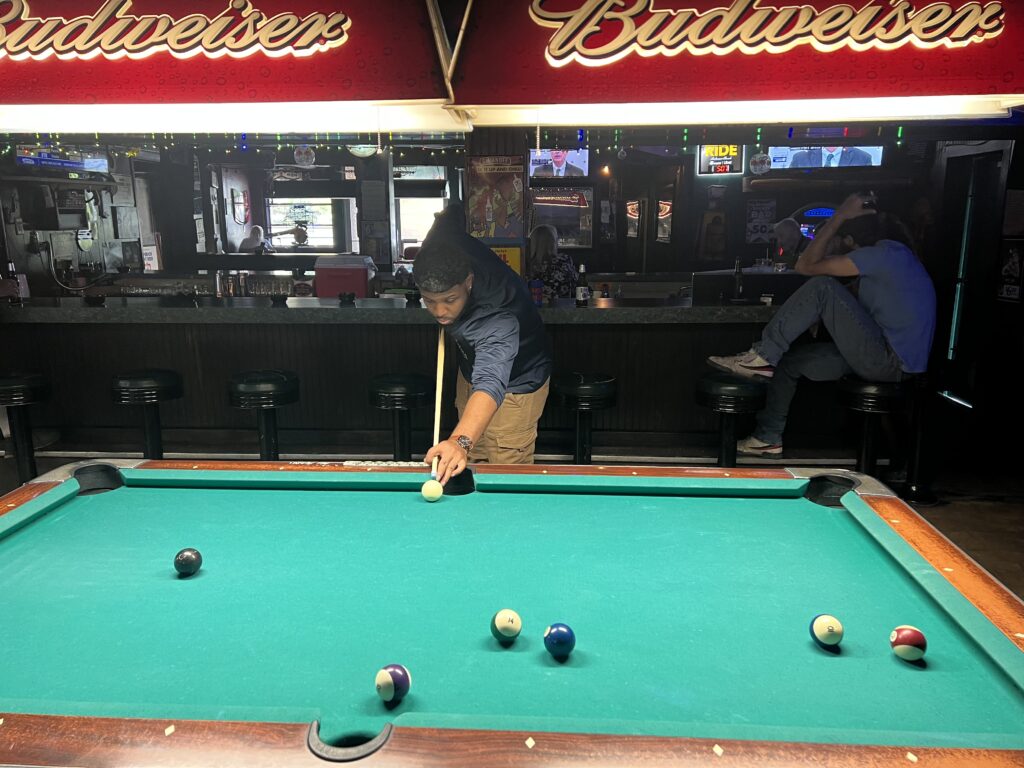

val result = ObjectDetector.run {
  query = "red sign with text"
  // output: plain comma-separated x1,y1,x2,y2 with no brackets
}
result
0,0,444,104
453,0,1023,104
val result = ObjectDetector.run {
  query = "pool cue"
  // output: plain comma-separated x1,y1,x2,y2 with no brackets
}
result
431,326,445,479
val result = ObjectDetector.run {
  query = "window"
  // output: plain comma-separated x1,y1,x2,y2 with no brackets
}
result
267,197,335,248
397,197,445,250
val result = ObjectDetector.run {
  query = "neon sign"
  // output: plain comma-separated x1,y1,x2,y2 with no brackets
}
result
529,0,1006,67
0,0,351,61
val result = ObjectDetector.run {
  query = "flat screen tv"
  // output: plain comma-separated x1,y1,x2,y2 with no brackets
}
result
768,146,883,169
528,148,589,178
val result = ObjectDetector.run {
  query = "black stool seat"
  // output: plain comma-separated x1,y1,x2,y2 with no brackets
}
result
112,369,183,405
229,370,299,460
552,373,617,464
111,369,184,460
369,374,433,461
370,374,433,410
552,373,617,408
229,370,300,410
696,371,767,468
838,375,908,476
696,371,767,413
0,372,50,484
0,372,49,406
838,376,906,412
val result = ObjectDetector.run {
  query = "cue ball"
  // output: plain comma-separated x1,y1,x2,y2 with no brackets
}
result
421,479,443,502
173,548,202,577
809,614,844,648
543,623,576,660
490,608,523,646
890,625,927,661
375,664,411,703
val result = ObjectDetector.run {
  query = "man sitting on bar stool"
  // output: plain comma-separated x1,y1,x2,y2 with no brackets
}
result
707,192,936,458
414,205,552,485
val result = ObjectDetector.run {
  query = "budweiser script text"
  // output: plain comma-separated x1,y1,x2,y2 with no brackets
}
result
530,0,1005,66
0,0,350,60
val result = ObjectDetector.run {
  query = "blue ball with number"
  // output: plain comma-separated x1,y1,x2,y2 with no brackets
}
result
543,623,576,660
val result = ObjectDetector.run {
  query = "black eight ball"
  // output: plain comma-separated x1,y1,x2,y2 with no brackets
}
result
174,547,203,577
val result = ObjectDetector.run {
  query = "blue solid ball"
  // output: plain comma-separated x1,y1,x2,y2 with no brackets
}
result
543,623,576,660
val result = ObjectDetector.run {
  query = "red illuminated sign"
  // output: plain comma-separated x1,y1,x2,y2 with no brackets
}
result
0,0,444,104
454,1,1023,106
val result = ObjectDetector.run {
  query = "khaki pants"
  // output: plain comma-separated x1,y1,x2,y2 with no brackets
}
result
455,373,549,464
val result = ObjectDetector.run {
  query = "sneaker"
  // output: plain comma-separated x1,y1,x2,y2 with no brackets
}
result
737,435,783,457
707,349,775,379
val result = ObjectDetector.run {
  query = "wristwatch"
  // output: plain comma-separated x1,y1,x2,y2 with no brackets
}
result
452,435,473,452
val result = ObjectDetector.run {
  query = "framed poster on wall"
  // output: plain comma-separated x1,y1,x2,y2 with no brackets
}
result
467,156,525,240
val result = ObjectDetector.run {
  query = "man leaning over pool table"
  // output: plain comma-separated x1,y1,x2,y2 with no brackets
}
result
415,205,552,485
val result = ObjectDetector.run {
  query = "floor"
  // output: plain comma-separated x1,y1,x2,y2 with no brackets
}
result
2,449,1022,601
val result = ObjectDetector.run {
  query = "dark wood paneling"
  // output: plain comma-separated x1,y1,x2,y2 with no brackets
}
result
7,321,849,454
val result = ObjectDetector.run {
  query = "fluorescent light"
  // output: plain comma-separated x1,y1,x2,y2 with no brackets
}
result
463,95,1024,127
0,100,468,134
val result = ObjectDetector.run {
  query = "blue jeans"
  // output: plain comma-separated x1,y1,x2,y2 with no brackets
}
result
752,276,904,445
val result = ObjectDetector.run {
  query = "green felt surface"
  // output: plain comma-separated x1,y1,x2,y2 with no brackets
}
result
1,469,1023,749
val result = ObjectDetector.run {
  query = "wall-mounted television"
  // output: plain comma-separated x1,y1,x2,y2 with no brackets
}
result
528,148,589,178
768,146,884,169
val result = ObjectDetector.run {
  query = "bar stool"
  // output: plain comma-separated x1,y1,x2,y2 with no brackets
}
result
111,369,183,460
369,374,433,461
838,375,907,476
696,372,766,467
900,375,936,504
552,373,617,465
0,372,50,484
228,370,299,460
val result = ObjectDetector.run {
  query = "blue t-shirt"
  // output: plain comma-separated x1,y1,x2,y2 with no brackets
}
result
850,240,936,373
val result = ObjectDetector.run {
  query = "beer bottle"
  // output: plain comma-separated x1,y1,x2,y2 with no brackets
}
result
575,263,590,307
732,259,743,301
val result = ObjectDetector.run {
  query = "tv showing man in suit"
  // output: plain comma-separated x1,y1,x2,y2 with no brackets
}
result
775,145,883,168
530,149,588,178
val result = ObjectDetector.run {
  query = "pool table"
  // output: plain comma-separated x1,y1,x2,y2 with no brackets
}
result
1,459,1022,768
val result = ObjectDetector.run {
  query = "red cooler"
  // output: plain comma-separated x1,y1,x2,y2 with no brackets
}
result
314,256,372,298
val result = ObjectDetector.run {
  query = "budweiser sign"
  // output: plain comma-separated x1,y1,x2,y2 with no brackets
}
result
529,0,1006,66
0,0,351,60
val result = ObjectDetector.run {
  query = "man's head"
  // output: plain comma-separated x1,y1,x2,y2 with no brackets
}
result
412,239,474,325
549,150,568,168
835,210,914,254
773,218,802,253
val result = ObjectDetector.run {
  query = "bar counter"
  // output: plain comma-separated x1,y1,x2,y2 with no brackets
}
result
1,297,845,459
0,296,776,325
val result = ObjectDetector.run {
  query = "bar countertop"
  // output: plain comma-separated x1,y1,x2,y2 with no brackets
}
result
0,297,777,325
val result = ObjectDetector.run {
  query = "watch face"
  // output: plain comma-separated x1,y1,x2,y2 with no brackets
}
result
455,436,472,450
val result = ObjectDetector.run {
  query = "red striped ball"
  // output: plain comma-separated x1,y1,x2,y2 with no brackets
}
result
889,625,927,661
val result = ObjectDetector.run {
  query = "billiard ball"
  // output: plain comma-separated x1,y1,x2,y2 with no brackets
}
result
375,664,411,704
173,548,202,577
421,479,443,502
890,625,927,661
490,608,523,646
809,614,844,648
543,623,575,660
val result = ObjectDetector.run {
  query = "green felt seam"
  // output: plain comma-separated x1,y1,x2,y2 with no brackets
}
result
121,469,429,491
474,473,808,497
0,482,80,540
841,491,1024,691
